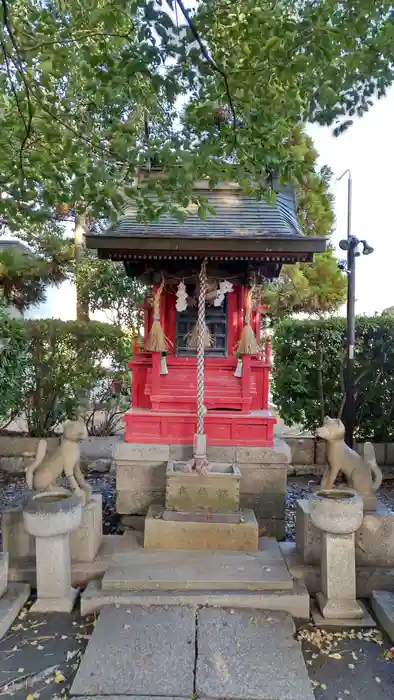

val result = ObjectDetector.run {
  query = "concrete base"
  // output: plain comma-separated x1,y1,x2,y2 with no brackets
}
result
31,587,79,613
80,578,310,618
316,591,364,620
0,583,30,639
144,505,258,551
296,498,394,566
115,441,289,540
2,494,103,563
70,495,103,562
311,600,376,628
371,590,394,642
281,541,394,598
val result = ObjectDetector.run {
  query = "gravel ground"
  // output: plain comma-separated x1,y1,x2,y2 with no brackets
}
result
1,471,394,544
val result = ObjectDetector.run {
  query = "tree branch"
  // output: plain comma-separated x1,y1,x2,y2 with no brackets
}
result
1,0,33,193
174,0,237,151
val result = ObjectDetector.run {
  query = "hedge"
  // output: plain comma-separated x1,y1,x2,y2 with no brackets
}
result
0,306,30,428
271,316,394,441
0,318,133,437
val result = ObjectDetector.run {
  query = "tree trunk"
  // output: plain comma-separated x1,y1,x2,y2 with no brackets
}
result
75,211,89,322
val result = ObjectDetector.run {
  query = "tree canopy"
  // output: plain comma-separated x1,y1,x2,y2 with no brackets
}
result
1,0,390,317
1,0,394,227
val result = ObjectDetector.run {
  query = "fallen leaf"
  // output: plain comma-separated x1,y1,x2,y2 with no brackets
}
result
329,653,342,660
18,668,24,673
321,683,327,690
375,676,381,684
66,650,79,661
348,663,355,670
55,672,66,683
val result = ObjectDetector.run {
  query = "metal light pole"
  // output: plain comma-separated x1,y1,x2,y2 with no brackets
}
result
338,170,374,447
337,170,355,447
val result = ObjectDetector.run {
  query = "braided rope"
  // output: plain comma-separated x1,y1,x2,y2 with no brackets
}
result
196,260,207,435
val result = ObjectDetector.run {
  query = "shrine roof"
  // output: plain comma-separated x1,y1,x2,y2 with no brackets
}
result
101,187,302,239
86,183,326,260
0,239,32,255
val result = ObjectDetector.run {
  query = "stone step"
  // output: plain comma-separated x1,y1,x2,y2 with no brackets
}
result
102,539,293,592
81,578,310,618
144,505,258,551
70,605,314,700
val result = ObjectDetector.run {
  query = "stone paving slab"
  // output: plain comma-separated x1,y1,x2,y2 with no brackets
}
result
371,590,394,642
103,539,292,592
196,608,315,700
0,582,30,639
70,605,195,697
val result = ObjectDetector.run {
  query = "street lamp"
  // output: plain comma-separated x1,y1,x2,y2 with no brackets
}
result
337,171,374,447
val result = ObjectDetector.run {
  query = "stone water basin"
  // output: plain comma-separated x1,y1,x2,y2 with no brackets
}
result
309,488,363,534
23,488,82,538
165,461,241,513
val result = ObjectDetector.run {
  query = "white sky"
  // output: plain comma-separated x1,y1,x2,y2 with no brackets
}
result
27,86,394,321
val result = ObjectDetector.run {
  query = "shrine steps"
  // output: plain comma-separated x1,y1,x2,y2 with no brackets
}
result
123,408,276,445
145,365,257,411
80,577,309,618
79,539,310,619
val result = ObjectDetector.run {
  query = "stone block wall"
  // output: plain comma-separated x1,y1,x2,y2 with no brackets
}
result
114,440,290,540
284,437,394,475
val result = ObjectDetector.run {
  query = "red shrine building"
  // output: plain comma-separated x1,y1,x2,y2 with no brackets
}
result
87,178,325,449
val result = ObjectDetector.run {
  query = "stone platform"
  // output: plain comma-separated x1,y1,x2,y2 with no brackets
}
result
371,590,394,642
296,498,394,566
79,538,310,619
70,605,314,700
103,540,293,591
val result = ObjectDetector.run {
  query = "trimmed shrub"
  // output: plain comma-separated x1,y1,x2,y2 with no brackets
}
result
272,316,394,441
0,307,29,428
23,320,132,437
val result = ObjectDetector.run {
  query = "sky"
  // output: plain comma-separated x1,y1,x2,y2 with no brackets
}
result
26,85,394,321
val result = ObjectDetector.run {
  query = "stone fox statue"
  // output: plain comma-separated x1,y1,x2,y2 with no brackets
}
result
25,420,92,506
316,416,382,507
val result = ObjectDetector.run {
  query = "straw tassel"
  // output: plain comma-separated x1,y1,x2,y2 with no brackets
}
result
144,279,171,353
235,288,260,355
185,322,213,349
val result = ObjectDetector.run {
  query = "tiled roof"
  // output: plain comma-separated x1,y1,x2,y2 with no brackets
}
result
0,239,32,254
104,187,303,239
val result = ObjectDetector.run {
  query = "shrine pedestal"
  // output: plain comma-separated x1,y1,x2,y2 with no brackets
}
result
144,505,258,551
115,440,290,540
2,494,103,564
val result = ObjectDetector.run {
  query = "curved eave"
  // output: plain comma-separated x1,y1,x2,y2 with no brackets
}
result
85,234,326,263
